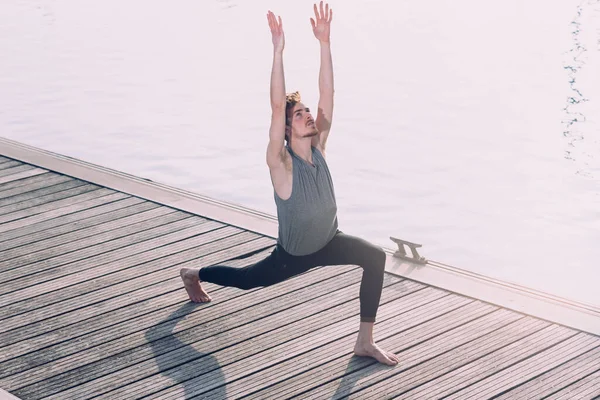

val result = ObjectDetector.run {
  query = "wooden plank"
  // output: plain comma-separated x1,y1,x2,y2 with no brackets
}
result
0,179,86,208
10,263,377,398
395,323,575,399
0,187,116,228
544,370,600,399
0,196,144,244
0,219,228,311
0,217,218,305
0,211,195,288
0,224,244,329
0,174,73,201
0,168,47,185
0,248,348,386
366,323,574,400
286,308,520,400
40,277,435,400
0,205,174,263
0,235,272,369
0,172,54,195
238,299,496,400
0,164,35,178
0,245,275,387
0,199,157,251
0,183,101,216
107,281,431,400
495,345,600,399
0,220,230,341
148,287,460,400
0,160,22,170
0,183,102,217
444,333,600,399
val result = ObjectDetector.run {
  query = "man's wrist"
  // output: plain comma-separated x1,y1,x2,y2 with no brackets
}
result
319,40,331,46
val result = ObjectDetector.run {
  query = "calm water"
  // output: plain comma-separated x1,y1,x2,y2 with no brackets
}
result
1,0,599,305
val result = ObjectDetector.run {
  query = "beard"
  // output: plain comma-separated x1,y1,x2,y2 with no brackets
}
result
303,127,319,137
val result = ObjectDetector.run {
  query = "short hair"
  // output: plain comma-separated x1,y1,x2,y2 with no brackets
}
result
285,91,301,126
285,91,301,144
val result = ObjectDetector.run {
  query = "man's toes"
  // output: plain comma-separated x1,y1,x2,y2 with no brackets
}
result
386,351,399,363
373,351,394,365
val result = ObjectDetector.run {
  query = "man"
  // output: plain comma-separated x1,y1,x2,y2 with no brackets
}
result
181,1,399,366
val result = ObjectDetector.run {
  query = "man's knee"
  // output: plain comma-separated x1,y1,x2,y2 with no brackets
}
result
374,246,386,268
360,245,386,272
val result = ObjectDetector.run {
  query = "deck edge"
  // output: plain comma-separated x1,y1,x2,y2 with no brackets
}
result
1,136,598,336
0,388,22,400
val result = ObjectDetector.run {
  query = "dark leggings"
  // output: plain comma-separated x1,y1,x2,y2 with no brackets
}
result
199,230,386,322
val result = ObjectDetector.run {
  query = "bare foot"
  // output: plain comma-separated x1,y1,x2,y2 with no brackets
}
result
354,342,399,366
180,268,212,303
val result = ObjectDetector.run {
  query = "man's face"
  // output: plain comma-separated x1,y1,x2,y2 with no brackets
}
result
289,102,318,139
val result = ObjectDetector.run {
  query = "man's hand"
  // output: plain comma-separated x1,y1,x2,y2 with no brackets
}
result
311,1,333,43
267,11,285,54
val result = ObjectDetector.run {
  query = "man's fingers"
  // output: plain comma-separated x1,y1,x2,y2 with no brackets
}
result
320,1,325,19
313,3,320,21
328,8,333,23
325,3,329,19
310,17,316,30
278,15,283,29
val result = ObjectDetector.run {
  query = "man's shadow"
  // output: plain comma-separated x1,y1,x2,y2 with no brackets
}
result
145,302,226,399
331,355,394,400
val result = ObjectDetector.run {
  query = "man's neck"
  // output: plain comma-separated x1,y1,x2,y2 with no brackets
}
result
290,140,313,164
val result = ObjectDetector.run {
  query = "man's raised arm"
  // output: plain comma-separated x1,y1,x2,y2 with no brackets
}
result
311,1,334,151
266,11,287,168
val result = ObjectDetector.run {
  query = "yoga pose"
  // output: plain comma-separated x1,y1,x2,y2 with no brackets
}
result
181,1,399,366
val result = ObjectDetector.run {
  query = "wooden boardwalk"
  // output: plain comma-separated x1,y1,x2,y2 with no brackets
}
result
0,154,599,400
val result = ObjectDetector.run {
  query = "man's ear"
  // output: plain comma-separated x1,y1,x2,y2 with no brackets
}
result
285,125,291,137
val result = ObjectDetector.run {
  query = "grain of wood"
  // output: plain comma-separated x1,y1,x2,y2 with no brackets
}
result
0,222,234,311
0,174,74,202
0,248,276,385
366,322,574,399
0,205,175,263
0,212,195,287
11,266,368,397
37,271,411,399
543,370,600,399
0,250,346,385
298,308,519,400
0,159,19,169
0,179,87,209
0,164,36,178
494,345,600,399
0,172,54,196
0,184,103,220
0,200,158,252
242,299,493,400
444,333,600,399
0,187,116,228
396,323,573,399
0,168,48,185
152,285,446,400
0,237,273,368
0,196,143,244
70,276,423,400
0,183,103,216
0,226,250,344
0,227,250,328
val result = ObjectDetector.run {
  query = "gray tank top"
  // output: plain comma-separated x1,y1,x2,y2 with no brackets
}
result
274,145,339,256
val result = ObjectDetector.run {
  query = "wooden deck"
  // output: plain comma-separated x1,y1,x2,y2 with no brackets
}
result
0,154,599,400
